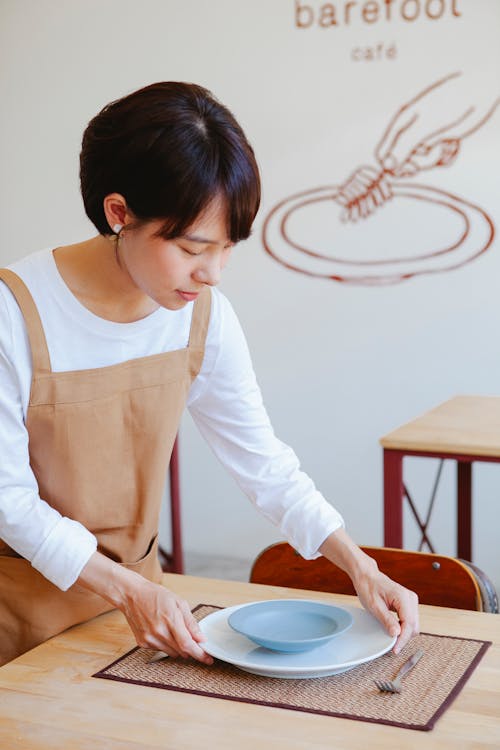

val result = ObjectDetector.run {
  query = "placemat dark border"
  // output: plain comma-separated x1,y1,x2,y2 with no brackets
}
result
93,603,492,732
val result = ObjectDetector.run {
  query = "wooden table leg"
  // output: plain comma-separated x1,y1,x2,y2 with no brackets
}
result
457,461,472,561
383,449,404,548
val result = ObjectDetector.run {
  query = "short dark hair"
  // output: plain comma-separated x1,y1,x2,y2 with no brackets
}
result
79,82,261,241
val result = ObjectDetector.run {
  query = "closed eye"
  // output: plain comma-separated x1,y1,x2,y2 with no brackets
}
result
179,245,202,256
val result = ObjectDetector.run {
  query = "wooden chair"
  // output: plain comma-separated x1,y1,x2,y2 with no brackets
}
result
250,542,499,613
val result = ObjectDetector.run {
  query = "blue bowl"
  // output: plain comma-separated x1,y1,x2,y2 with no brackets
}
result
227,599,353,653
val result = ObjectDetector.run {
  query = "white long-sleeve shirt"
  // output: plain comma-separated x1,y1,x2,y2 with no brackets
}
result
0,248,344,591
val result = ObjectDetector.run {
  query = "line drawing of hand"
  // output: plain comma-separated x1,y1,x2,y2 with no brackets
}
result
337,72,499,222
262,71,497,285
376,71,499,177
336,166,394,222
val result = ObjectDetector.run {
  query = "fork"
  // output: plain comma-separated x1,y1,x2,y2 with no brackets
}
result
374,649,424,693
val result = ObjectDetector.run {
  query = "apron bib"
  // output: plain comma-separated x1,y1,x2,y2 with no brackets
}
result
0,267,210,665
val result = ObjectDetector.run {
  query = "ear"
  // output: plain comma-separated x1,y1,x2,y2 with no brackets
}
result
102,193,134,233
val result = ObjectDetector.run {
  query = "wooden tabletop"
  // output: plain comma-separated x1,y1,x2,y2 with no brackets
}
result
380,395,500,457
0,573,498,749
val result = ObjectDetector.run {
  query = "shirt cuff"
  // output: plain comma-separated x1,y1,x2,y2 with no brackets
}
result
280,495,345,560
30,517,98,591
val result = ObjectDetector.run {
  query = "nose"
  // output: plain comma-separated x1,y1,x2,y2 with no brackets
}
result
194,253,223,287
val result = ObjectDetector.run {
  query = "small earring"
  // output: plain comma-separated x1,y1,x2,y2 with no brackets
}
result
113,223,123,234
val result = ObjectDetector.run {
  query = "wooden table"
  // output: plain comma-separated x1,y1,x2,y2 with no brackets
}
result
380,395,500,560
0,573,498,749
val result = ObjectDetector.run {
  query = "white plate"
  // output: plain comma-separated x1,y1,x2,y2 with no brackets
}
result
199,600,396,679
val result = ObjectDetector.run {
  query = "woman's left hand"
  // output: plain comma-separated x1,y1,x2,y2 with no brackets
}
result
319,528,419,654
351,565,419,654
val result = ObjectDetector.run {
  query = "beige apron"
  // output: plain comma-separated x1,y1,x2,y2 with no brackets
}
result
0,268,210,666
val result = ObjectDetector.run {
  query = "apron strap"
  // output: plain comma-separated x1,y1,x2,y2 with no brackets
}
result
188,287,211,350
0,268,52,375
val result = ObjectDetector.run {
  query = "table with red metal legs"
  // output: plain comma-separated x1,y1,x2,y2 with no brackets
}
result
380,395,500,561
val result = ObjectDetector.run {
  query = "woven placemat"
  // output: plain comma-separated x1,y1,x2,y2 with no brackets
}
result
93,604,491,731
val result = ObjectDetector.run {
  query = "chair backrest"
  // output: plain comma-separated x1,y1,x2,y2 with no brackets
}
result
250,543,499,613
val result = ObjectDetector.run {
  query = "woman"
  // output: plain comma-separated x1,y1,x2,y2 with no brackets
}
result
0,82,418,666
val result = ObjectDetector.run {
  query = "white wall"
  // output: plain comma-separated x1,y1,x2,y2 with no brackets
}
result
1,0,499,591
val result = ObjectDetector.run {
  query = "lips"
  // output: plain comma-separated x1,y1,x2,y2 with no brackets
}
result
177,290,200,302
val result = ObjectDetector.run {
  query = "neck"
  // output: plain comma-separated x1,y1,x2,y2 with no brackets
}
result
53,235,159,323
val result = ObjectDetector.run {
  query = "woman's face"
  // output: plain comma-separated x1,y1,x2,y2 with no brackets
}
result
117,201,234,310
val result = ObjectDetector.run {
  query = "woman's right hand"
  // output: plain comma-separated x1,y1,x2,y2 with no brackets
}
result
120,577,213,664
77,550,213,664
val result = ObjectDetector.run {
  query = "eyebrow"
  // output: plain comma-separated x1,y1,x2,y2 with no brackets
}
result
182,234,233,247
182,234,213,243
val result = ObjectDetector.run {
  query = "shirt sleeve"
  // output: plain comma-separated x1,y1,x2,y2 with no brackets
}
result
187,291,344,559
0,283,97,591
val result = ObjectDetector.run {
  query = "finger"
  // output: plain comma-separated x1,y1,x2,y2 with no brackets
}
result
380,152,400,175
156,631,197,661
175,633,213,664
348,204,358,223
128,620,181,658
378,175,393,201
382,110,419,168
413,142,431,156
441,138,460,164
393,616,419,655
169,609,213,664
335,191,349,207
141,637,181,659
357,196,367,219
355,166,376,189
178,600,205,641
134,604,190,660
167,609,197,655
343,177,361,203
368,598,402,641
348,205,357,223
177,603,214,664
395,159,419,177
393,601,420,654
369,186,382,209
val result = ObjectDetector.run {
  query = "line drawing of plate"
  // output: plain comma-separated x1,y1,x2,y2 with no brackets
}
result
199,601,396,679
262,183,494,286
261,73,499,286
